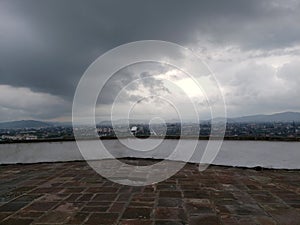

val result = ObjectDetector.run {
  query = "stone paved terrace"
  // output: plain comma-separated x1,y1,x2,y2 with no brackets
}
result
0,159,300,225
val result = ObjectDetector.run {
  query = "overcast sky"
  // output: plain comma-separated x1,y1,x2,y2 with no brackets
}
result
0,0,300,122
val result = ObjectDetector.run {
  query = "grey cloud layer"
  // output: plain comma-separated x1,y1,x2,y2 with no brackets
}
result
0,0,300,120
98,63,171,105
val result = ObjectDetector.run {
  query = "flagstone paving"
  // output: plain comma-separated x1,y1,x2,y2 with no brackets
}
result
0,159,300,224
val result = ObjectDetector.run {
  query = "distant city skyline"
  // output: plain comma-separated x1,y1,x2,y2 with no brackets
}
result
1,0,300,122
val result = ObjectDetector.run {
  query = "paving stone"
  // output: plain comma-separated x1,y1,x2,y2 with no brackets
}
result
220,217,239,225
86,201,111,207
122,207,152,219
215,205,232,215
117,194,131,202
268,209,300,225
189,214,221,225
86,187,119,193
66,212,89,224
81,206,109,212
65,194,81,202
155,221,186,225
13,194,42,202
109,202,126,212
131,196,155,203
0,213,11,221
35,210,73,223
23,201,57,211
54,202,81,211
255,216,278,225
63,187,86,194
120,220,153,225
85,212,119,225
235,217,258,225
32,187,62,194
128,201,154,208
225,204,266,216
183,190,210,199
158,198,182,207
184,198,213,215
0,218,33,225
159,191,181,198
250,191,282,204
18,212,45,220
0,202,29,212
92,194,118,202
155,208,186,221
157,184,177,191
260,203,290,211
76,194,94,202
1,160,300,224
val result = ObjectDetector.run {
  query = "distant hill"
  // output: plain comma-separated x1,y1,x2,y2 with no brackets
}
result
0,120,52,129
1,111,300,129
99,112,300,125
228,112,300,123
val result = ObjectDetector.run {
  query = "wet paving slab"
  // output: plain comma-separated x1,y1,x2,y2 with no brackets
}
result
0,159,300,224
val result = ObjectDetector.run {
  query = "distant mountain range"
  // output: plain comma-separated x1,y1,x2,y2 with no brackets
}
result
1,112,300,129
0,120,52,129
226,112,300,123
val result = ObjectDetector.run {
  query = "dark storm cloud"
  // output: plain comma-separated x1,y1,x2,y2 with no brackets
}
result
0,0,300,120
1,0,300,97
